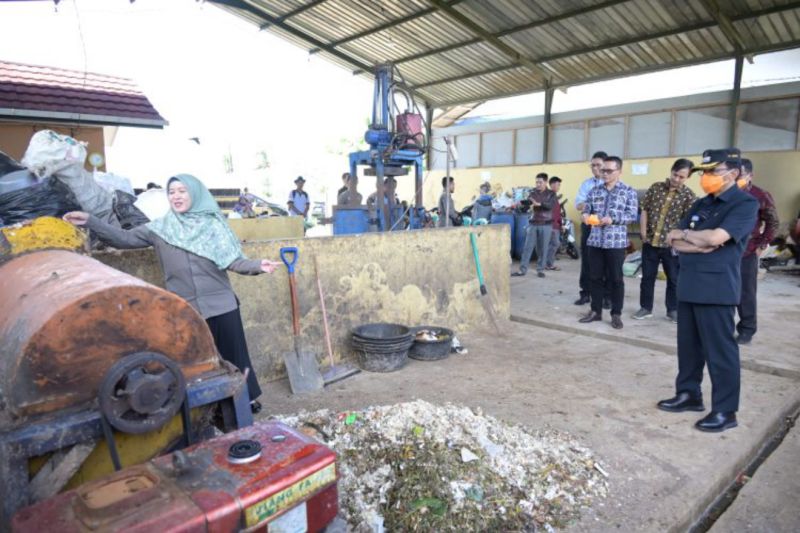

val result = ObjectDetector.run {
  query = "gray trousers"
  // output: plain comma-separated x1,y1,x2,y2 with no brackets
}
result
546,229,560,267
519,224,552,273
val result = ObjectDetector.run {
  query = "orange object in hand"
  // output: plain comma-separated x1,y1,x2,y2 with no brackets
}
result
587,214,601,226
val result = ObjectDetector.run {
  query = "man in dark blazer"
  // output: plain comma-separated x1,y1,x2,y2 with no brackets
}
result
657,148,758,433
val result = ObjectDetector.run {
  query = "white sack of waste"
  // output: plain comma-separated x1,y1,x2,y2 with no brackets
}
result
134,188,170,221
22,130,87,179
94,171,135,196
21,130,112,215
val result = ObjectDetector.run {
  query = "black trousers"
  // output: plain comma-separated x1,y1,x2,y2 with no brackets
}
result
737,253,759,338
206,307,262,401
588,247,625,315
580,223,610,302
639,243,680,313
676,302,739,412
579,222,591,296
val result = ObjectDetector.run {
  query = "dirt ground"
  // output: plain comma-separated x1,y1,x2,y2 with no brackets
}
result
257,256,800,531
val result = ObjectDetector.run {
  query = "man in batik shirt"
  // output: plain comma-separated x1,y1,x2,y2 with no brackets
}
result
632,159,696,323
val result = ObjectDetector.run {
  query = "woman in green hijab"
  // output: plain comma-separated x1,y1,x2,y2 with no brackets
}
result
64,174,281,414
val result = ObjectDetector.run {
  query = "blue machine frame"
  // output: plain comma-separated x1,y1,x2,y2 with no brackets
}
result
339,64,426,234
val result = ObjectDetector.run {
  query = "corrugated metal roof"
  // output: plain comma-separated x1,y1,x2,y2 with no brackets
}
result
210,0,800,107
0,61,167,128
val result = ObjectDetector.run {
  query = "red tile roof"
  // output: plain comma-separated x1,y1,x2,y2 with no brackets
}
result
0,61,167,128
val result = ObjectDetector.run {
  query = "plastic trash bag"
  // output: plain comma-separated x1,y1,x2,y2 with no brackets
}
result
112,190,149,229
0,150,25,175
134,188,170,221
94,171,135,196
0,178,82,226
21,130,88,179
622,250,642,277
51,163,113,215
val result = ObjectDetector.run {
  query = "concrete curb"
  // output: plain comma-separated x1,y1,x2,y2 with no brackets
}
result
688,398,800,532
510,315,800,381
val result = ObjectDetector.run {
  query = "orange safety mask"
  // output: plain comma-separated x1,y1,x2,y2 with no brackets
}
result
736,177,748,189
700,170,731,195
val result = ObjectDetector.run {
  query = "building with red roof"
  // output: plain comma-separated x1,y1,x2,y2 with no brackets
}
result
0,60,167,167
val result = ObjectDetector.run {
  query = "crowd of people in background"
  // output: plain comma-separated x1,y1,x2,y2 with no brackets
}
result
503,146,776,433
128,147,778,435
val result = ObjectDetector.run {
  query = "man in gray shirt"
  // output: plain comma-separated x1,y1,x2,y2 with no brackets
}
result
438,176,458,227
513,173,556,277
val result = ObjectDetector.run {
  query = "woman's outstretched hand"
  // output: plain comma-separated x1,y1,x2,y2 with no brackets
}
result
63,211,90,226
260,259,282,274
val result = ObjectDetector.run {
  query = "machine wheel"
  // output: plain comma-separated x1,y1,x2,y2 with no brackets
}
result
99,352,186,434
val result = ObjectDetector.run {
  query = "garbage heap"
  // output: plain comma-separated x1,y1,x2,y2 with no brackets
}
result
279,400,608,532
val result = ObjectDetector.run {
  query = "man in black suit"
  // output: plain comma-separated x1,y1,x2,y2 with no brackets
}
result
657,148,758,433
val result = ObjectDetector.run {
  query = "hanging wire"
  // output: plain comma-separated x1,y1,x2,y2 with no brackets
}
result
72,0,90,91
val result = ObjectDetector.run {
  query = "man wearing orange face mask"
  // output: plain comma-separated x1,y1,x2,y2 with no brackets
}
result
735,159,779,345
657,148,758,433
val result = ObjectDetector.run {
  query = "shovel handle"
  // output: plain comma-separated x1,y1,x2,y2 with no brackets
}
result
469,232,487,289
288,272,300,336
280,247,298,274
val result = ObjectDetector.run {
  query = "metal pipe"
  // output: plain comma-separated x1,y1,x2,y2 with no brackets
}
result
543,86,554,163
730,55,744,146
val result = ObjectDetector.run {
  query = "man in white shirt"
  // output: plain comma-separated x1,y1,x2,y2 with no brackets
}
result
288,176,309,218
573,151,609,308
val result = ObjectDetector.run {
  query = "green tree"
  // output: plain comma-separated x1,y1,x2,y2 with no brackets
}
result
223,146,234,174
255,149,272,197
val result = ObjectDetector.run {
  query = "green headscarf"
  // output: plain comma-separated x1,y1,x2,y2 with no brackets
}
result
146,174,244,269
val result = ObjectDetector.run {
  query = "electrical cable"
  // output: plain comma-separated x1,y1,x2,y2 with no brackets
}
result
72,0,90,91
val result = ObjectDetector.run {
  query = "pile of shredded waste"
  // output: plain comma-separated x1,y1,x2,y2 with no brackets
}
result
414,329,450,342
277,400,608,531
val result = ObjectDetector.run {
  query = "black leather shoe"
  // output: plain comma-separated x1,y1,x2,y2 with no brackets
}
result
611,314,623,329
695,411,737,432
579,311,602,323
657,392,705,413
250,400,262,414
574,295,590,305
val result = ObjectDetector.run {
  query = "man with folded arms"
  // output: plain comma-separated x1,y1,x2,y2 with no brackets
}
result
657,148,758,433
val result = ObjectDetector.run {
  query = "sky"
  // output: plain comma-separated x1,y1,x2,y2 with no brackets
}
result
1,0,800,205
0,0,375,204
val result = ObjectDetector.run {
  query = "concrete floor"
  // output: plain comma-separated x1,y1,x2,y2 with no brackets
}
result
258,255,800,531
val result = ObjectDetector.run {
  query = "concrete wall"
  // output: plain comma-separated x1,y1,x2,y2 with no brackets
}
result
95,225,511,383
0,122,106,170
227,216,304,241
415,151,800,237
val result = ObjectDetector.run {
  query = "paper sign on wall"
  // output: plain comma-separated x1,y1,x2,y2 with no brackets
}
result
631,163,649,175
481,171,492,181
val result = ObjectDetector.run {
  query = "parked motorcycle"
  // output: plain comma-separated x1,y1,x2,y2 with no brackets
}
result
558,199,579,260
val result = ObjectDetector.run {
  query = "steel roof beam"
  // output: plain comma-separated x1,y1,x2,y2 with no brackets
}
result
413,2,800,91
386,0,630,69
414,20,719,90
208,0,373,74
432,39,800,108
319,0,465,56
259,0,329,30
700,0,748,54
427,0,554,83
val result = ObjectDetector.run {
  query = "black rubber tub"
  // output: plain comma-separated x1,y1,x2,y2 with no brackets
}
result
409,326,454,361
352,323,412,342
351,323,413,372
351,337,413,351
354,347,411,372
